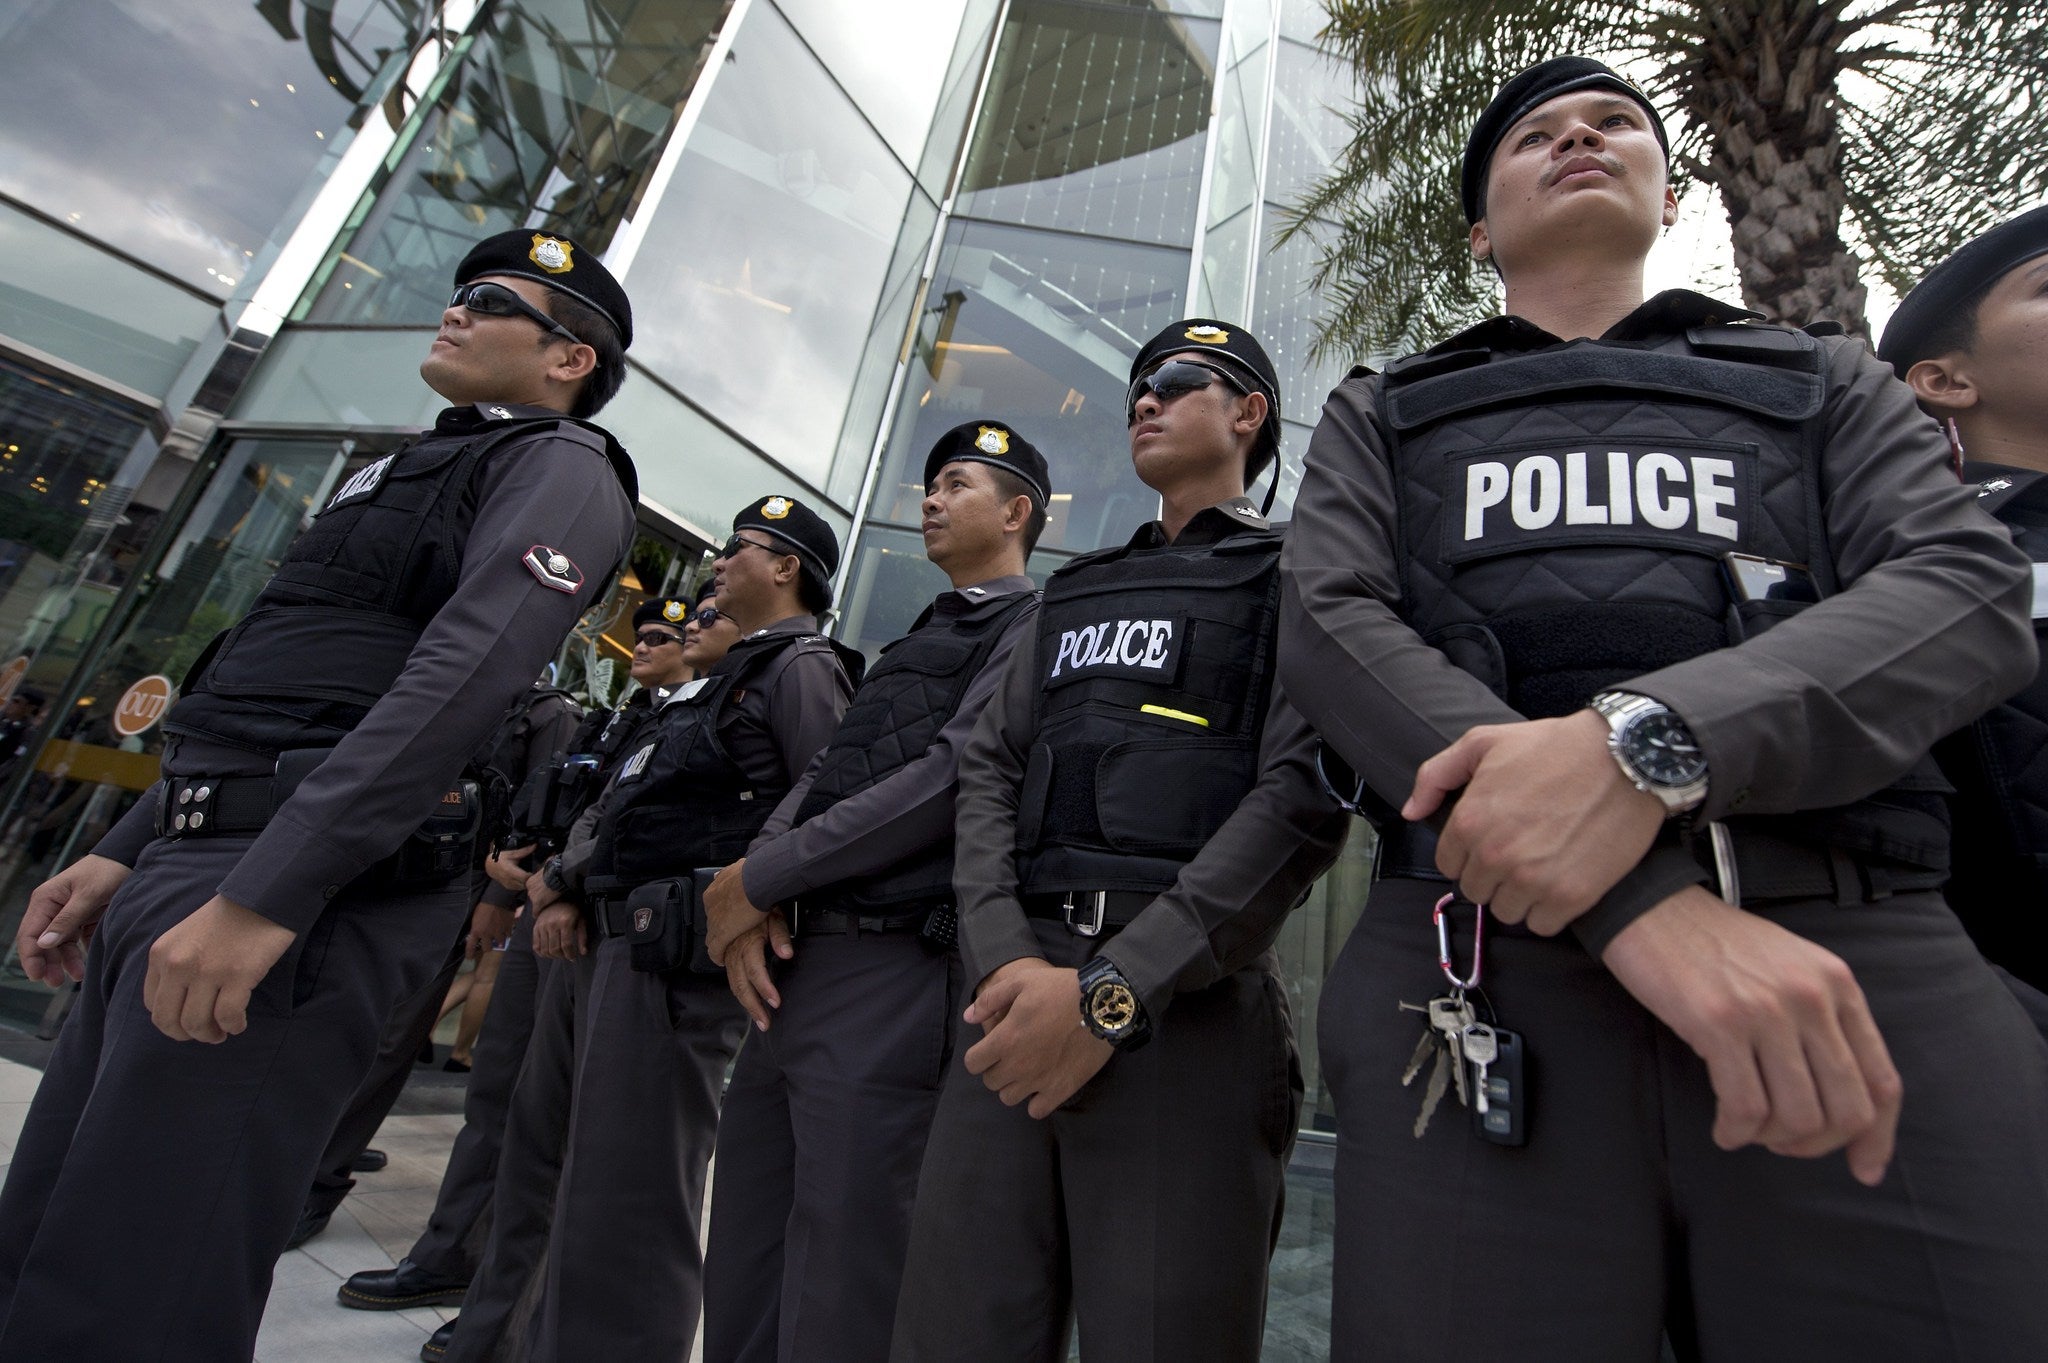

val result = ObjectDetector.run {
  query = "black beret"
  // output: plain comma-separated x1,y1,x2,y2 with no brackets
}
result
922,420,1053,505
455,230,633,350
1879,204,2048,374
632,597,692,632
733,495,841,585
1463,57,1668,224
1130,319,1282,475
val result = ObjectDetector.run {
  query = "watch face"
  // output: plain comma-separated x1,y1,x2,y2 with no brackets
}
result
1087,980,1140,1036
1623,711,1707,787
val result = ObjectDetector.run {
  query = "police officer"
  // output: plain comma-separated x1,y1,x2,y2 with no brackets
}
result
1879,204,2048,1031
427,589,735,1362
526,497,857,1362
891,323,1346,1362
699,421,1052,1363
335,602,693,1314
0,228,638,1360
1281,58,2048,1360
291,674,582,1252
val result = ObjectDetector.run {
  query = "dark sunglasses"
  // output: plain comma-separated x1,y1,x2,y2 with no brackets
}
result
692,605,724,627
1125,359,1249,426
449,281,583,346
717,533,787,562
634,629,684,649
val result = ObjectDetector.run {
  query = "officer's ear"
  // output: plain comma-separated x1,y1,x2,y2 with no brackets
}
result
1002,492,1033,537
1905,354,1979,416
1234,389,1268,439
1660,182,1679,229
546,341,598,386
1470,220,1492,264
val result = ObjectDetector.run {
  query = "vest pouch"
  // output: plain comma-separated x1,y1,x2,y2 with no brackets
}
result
1016,742,1055,848
627,870,723,976
1094,736,1258,856
1729,595,1810,643
381,779,483,891
189,605,421,707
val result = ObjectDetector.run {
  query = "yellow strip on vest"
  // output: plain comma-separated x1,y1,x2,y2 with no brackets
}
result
1139,704,1209,728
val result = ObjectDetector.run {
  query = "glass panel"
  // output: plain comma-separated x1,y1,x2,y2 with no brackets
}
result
1197,203,1255,325
955,4,1219,248
304,0,731,326
1206,29,1269,230
0,0,432,296
868,219,1189,556
226,326,449,429
0,205,218,400
773,0,973,166
828,189,942,506
1278,0,1329,43
1263,35,1350,210
622,4,917,486
0,354,160,710
1273,821,1376,1131
0,435,348,1028
599,371,853,546
915,0,1005,194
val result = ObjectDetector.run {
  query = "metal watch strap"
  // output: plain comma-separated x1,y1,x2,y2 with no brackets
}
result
1589,690,1708,816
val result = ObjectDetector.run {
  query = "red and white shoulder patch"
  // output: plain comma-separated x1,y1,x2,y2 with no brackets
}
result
523,545,584,594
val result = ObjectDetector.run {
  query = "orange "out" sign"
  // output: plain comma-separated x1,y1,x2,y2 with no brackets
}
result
112,674,175,738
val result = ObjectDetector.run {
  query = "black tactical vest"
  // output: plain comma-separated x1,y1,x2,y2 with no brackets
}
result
594,631,852,884
164,410,633,757
1016,522,1283,896
790,589,1039,912
474,686,580,841
1936,463,2048,989
1381,323,1948,868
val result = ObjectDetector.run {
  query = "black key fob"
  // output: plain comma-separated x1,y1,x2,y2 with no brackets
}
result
1472,1027,1528,1147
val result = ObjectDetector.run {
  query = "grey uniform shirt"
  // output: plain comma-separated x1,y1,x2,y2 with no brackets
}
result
740,575,1038,908
1280,291,2037,950
92,410,636,935
559,614,854,898
954,502,1350,1025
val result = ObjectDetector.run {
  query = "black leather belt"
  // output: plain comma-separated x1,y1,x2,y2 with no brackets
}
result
787,900,936,939
157,774,278,838
1376,822,1946,905
1020,890,1153,938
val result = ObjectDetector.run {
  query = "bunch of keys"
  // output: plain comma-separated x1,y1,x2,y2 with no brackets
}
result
1396,893,1527,1146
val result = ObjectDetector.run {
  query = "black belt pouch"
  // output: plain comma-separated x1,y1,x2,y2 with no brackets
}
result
627,868,723,976
273,748,480,890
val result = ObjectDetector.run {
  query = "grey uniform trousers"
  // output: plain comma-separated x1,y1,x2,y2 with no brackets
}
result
1320,877,2048,1363
443,943,595,1363
528,936,746,1362
702,927,963,1363
409,908,543,1280
890,921,1301,1363
306,888,476,1220
0,833,468,1362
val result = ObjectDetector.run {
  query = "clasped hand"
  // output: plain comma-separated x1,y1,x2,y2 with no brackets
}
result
963,958,1112,1119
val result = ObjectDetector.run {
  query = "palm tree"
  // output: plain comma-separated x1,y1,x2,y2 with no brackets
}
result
1283,0,2048,359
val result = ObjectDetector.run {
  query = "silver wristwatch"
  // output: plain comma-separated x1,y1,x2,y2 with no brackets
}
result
1588,691,1708,816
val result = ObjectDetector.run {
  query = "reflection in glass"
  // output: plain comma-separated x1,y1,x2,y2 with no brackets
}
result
0,0,432,296
305,0,729,327
870,219,1190,556
0,436,348,1027
772,0,974,165
956,3,1219,248
624,3,916,485
0,355,156,695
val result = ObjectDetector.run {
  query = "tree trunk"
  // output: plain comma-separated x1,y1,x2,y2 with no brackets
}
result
1684,0,1869,336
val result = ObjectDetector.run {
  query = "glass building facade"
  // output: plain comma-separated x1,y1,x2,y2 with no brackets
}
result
0,0,1366,1129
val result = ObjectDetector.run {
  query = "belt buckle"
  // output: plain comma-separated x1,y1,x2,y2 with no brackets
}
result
159,778,217,838
1063,890,1105,938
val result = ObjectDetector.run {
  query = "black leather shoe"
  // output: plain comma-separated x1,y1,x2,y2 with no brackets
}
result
351,1148,389,1173
421,1317,457,1361
285,1205,331,1251
337,1259,470,1311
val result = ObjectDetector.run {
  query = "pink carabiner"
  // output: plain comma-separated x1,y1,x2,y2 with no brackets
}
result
1433,892,1484,991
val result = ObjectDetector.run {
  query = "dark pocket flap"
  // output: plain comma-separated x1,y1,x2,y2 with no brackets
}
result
1094,739,1256,854
197,606,420,705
